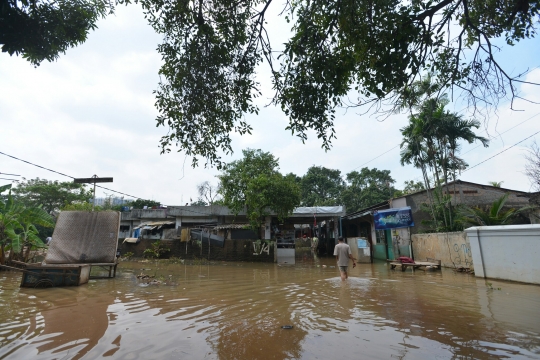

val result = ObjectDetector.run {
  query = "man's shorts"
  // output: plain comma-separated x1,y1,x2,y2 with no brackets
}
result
339,266,348,272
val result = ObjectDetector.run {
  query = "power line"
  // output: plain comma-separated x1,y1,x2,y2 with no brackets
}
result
463,130,540,173
0,150,217,216
348,105,472,173
406,112,540,183
0,150,144,201
351,145,400,171
0,151,75,179
461,112,540,156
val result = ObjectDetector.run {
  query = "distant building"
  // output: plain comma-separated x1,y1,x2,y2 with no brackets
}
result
119,205,345,243
91,197,133,207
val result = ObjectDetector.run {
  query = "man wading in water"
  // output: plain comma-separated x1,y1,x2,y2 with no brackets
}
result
334,237,356,280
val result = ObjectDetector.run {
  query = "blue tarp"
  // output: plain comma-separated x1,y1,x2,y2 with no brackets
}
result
374,207,414,230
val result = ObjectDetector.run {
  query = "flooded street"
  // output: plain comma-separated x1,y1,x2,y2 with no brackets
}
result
1,259,539,360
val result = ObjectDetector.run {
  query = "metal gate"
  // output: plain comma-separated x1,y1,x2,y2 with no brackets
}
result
276,238,295,265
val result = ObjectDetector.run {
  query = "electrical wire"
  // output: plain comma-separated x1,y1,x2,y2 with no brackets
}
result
348,105,473,173
0,150,143,201
463,130,540,173
0,150,218,216
405,112,540,183
461,112,540,156
0,152,74,179
351,145,400,171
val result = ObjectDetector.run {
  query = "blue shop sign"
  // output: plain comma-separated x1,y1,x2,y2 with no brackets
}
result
374,207,414,230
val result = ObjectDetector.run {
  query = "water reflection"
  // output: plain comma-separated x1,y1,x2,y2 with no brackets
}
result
0,260,539,359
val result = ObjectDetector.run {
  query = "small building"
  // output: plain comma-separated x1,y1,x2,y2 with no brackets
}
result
342,180,532,261
118,205,345,262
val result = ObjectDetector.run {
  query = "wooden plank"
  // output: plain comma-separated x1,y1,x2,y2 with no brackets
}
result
388,261,440,271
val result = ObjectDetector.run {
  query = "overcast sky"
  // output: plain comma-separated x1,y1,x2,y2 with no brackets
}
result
1,4,539,205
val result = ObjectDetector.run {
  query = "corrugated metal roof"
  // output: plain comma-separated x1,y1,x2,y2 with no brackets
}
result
134,221,175,229
215,224,250,230
146,221,175,226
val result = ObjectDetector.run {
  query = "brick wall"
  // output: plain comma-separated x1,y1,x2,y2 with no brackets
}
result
406,183,531,233
407,184,529,209
118,238,274,262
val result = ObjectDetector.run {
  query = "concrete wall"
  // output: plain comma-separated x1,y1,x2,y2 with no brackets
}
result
465,225,540,284
391,198,407,208
412,232,473,269
118,238,274,262
348,237,371,263
391,228,411,254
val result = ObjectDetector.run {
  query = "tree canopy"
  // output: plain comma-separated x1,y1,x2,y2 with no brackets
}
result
136,0,539,166
300,166,345,207
0,0,112,65
218,149,301,231
12,178,93,213
5,0,538,166
128,198,161,209
341,168,398,213
196,181,221,205
401,180,425,195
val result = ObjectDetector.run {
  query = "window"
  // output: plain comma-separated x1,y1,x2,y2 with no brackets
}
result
375,230,385,244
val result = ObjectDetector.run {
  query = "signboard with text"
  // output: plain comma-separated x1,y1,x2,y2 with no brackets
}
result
373,207,414,230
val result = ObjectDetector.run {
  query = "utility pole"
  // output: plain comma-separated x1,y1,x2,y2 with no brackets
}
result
74,175,113,211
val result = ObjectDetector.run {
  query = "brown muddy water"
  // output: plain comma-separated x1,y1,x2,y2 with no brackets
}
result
1,259,539,360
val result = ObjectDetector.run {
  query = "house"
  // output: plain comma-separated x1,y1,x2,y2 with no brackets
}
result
528,192,540,224
120,205,345,240
342,180,532,261
118,205,346,262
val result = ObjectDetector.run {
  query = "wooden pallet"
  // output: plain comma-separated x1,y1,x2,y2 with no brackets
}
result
389,258,441,272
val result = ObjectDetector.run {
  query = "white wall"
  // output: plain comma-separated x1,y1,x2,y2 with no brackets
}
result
465,225,540,285
390,197,407,208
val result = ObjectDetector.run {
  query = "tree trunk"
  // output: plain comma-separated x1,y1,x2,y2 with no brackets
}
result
421,164,438,229
430,147,448,230
24,243,31,262
0,244,4,266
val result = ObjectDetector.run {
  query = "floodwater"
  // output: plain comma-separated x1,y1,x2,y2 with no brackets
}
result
1,259,540,360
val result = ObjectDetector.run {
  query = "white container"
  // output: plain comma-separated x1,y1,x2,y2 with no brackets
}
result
465,225,540,284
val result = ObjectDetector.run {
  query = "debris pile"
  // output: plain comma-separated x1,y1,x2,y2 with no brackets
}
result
136,272,177,286
454,267,474,274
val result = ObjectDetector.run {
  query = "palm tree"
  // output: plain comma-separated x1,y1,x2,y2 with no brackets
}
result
400,116,439,228
399,90,489,232
459,194,526,227
439,114,489,226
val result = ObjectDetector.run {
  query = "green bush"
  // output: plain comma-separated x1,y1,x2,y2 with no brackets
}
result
143,241,170,259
